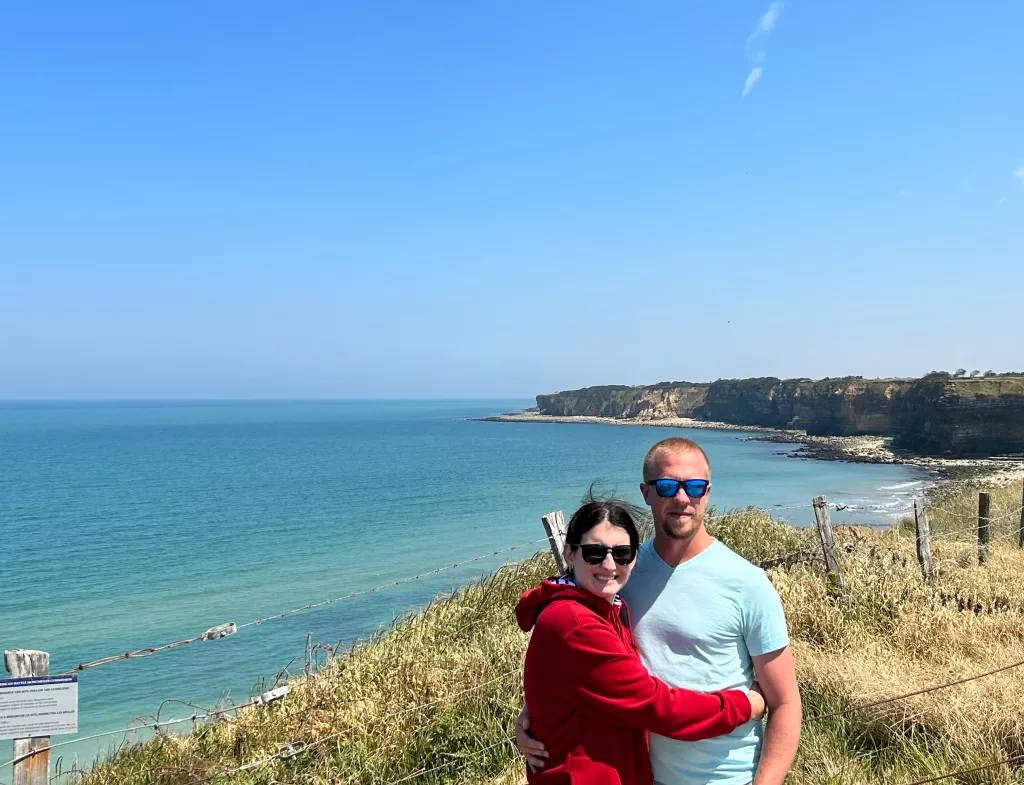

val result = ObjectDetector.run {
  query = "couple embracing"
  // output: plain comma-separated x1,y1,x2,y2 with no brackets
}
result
514,437,802,785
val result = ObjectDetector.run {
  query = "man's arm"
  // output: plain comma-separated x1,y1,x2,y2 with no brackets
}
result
751,646,801,785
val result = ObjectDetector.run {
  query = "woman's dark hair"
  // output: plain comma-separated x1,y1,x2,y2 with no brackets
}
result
565,498,640,553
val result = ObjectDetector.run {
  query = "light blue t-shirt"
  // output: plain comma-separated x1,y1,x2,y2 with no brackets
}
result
619,538,789,785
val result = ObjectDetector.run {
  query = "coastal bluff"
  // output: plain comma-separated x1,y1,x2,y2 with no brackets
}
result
535,375,1024,457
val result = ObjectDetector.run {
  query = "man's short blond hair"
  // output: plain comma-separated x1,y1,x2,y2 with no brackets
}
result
642,437,711,481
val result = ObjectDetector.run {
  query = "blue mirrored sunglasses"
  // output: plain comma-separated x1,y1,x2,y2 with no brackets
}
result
651,478,710,498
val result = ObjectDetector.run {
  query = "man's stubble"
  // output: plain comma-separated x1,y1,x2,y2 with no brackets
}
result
657,508,705,542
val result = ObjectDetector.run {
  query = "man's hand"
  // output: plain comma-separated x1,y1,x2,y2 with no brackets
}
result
515,705,549,773
751,647,801,785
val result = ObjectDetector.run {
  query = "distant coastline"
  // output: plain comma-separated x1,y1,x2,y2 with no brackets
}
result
516,374,1024,460
478,410,1024,486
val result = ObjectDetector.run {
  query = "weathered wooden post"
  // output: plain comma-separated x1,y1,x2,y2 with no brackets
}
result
812,496,842,588
978,491,991,565
914,499,934,581
541,511,568,575
4,650,50,785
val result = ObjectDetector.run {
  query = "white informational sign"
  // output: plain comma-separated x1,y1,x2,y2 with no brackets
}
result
0,674,78,740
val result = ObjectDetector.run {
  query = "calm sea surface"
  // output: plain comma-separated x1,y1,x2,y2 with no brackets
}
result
0,400,931,772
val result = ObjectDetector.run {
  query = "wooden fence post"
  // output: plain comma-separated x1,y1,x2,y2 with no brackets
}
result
914,499,934,581
541,511,568,575
978,492,991,565
812,496,842,587
4,649,50,785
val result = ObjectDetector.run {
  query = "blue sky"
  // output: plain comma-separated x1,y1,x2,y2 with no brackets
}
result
2,1,1022,399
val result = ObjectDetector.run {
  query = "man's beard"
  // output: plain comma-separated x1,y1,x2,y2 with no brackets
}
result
659,511,703,540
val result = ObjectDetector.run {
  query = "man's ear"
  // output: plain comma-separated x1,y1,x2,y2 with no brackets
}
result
639,482,651,506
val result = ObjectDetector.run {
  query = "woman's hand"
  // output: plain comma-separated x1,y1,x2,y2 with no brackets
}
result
746,681,766,721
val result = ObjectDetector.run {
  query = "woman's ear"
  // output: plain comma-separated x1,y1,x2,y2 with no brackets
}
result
562,543,573,573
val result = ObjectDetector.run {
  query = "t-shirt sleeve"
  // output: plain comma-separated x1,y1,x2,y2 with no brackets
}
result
742,570,790,657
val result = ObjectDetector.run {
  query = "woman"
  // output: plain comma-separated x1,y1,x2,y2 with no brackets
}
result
515,499,764,785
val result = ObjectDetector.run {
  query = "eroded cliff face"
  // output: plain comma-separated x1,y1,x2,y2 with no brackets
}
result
703,378,908,436
893,378,1024,456
536,376,1024,457
536,382,707,419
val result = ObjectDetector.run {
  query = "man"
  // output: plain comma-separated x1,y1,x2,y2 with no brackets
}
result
517,437,801,785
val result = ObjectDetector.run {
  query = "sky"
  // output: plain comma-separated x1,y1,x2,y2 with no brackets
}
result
2,1,1023,399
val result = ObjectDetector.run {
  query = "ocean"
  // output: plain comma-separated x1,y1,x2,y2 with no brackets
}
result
0,399,931,773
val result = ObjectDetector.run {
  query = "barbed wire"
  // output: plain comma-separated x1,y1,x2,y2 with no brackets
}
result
165,654,1024,783
904,496,1024,535
923,502,1024,527
928,525,1024,550
63,537,549,675
902,504,1024,548
901,752,1024,785
382,736,514,785
806,656,1024,723
179,669,520,784
5,671,520,783
10,494,1023,783
757,546,820,570
0,691,291,772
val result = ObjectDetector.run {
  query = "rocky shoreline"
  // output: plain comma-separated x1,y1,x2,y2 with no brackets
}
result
478,412,1024,486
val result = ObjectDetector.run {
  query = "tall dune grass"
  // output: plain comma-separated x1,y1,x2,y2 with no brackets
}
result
72,482,1024,784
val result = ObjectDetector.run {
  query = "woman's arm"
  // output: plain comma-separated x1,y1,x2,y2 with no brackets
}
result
546,618,754,740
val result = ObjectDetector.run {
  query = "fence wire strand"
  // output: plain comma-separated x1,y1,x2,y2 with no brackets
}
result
179,669,520,784
381,736,514,785
0,698,267,771
63,537,549,675
900,752,1024,785
806,656,1024,723
9,491,1023,784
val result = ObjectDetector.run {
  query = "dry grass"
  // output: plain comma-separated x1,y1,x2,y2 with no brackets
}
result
74,558,546,785
73,483,1024,785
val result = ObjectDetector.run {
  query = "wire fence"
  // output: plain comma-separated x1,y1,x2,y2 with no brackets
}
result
174,670,521,785
60,650,1023,785
63,536,550,674
7,488,1024,785
804,656,1024,723
3,534,552,785
0,694,279,772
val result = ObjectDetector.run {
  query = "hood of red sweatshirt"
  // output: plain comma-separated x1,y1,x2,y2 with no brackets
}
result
515,578,622,632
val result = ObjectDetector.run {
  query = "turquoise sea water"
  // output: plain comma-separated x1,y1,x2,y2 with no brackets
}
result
0,400,931,774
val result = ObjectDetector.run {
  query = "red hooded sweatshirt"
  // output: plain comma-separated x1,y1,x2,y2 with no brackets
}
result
515,578,753,785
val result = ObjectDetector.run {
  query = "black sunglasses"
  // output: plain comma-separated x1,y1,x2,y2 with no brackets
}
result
572,543,637,565
649,478,710,498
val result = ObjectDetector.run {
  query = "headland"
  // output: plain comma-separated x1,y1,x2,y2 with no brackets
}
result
480,373,1024,484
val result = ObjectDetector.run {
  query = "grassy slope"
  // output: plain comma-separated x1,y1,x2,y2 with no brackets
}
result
76,482,1024,785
